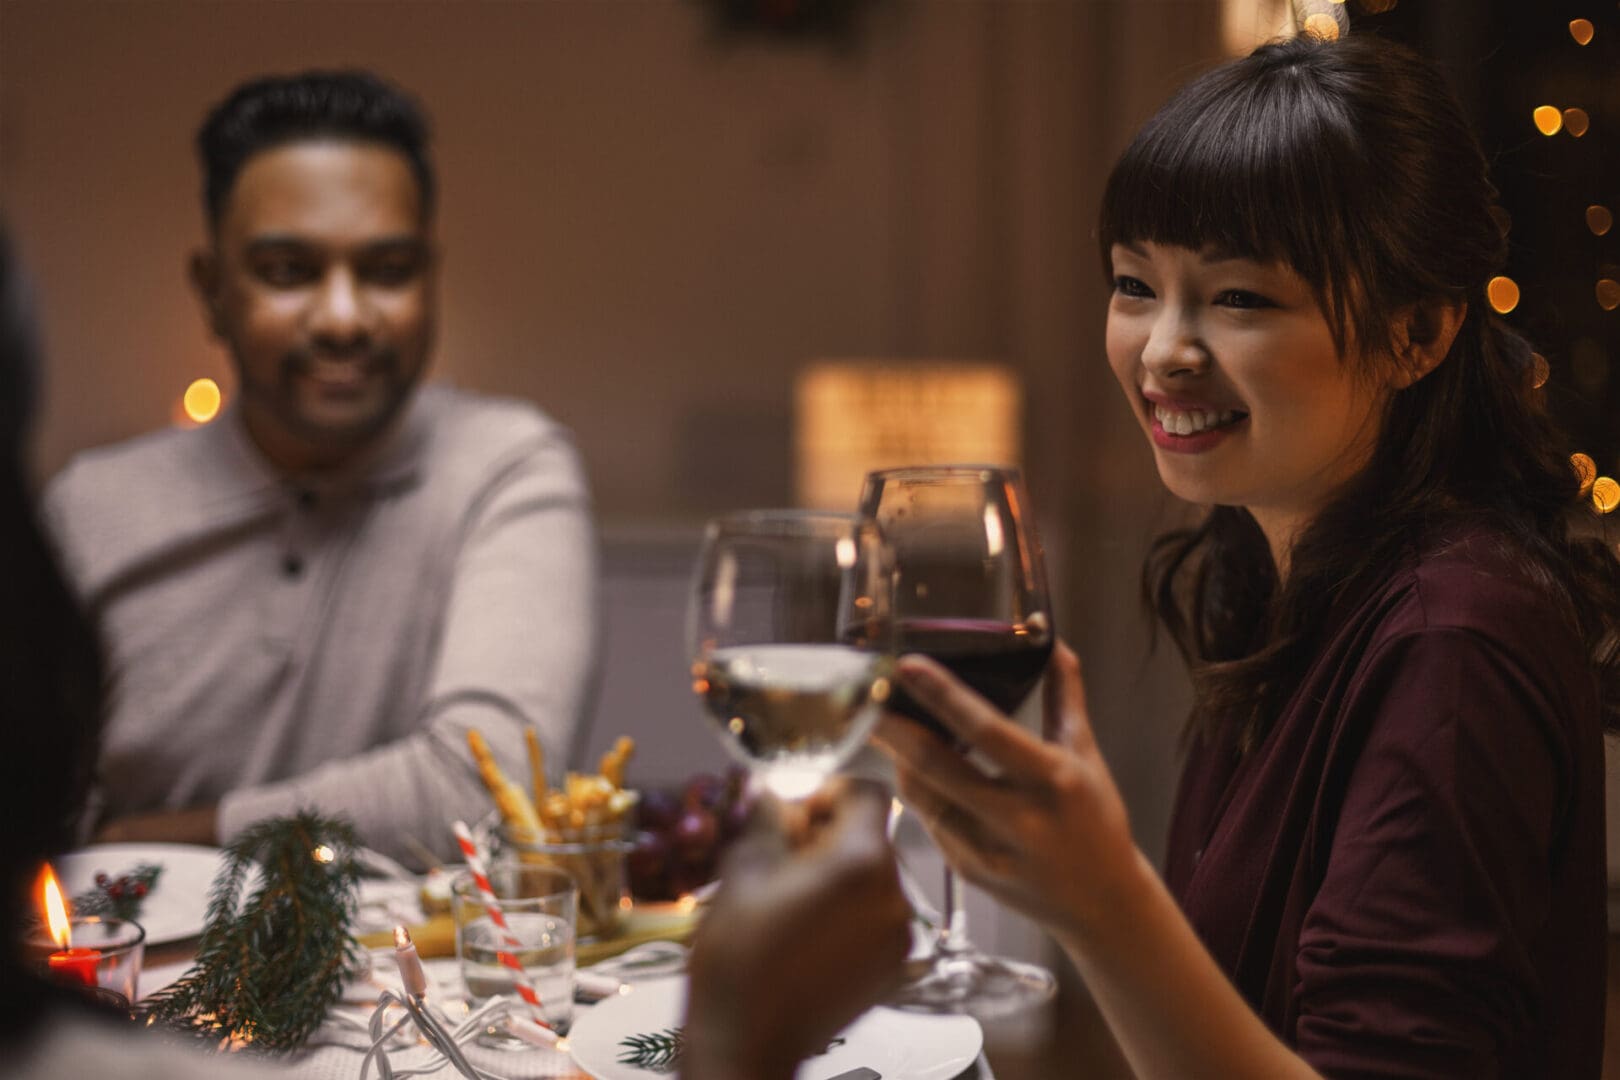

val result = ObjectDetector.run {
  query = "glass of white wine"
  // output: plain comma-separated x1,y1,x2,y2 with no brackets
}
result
687,510,894,801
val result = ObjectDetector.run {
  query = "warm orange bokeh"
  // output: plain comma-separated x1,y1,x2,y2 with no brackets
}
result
182,377,223,424
1486,276,1521,314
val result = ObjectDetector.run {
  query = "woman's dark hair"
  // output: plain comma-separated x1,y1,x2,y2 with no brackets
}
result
0,229,106,1036
196,69,435,227
1098,35,1620,747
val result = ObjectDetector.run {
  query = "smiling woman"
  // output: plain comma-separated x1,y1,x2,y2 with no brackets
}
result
873,31,1620,1080
1105,242,1397,559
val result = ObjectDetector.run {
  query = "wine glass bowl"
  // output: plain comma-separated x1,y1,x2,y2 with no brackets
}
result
861,466,1054,736
687,510,894,802
860,465,1058,1016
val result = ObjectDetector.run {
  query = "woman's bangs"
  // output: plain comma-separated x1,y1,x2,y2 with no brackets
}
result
1100,73,1353,319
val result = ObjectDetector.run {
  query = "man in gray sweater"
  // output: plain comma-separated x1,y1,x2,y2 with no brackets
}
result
45,71,598,866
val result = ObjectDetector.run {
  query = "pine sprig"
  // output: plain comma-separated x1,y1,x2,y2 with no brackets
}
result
617,1027,685,1071
137,811,363,1054
70,862,164,921
615,1028,847,1072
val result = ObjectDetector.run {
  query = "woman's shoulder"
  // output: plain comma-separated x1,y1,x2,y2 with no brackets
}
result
1399,524,1574,641
1347,523,1592,707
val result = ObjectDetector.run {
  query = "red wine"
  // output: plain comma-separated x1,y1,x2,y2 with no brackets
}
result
886,618,1054,737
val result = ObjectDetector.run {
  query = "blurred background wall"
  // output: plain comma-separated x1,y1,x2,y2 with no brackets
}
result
0,0,1222,859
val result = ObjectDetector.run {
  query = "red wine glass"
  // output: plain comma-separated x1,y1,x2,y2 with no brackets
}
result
860,465,1058,1017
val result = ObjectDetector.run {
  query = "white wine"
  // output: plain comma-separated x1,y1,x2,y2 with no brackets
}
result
695,643,890,799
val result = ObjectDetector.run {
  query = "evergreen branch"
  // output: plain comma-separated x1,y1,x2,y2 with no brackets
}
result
69,862,164,921
137,811,363,1054
615,1028,847,1072
617,1027,685,1071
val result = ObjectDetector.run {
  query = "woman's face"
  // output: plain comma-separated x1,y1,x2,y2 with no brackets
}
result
1106,241,1392,554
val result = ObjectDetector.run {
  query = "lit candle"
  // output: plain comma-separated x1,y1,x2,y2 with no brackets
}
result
41,866,100,987
393,925,428,1000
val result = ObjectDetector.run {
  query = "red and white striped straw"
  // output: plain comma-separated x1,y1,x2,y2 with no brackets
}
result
450,819,560,1047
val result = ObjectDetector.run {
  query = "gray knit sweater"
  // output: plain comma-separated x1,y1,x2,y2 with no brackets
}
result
44,384,599,865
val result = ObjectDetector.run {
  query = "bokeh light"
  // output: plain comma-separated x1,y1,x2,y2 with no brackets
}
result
1563,108,1591,137
1572,452,1597,497
1529,352,1551,390
1303,13,1341,39
1486,275,1521,314
1597,278,1620,311
1533,106,1564,136
182,378,222,424
1570,18,1595,45
1593,476,1620,515
1589,205,1614,237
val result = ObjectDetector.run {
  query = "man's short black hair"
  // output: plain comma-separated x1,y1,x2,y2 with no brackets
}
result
196,69,435,227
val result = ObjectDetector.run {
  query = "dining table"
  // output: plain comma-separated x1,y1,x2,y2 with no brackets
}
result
121,857,997,1080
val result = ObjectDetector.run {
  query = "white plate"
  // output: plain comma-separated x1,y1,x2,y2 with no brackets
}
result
568,977,983,1080
56,842,231,946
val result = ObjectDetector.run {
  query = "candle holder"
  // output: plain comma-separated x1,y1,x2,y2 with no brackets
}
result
29,916,145,1004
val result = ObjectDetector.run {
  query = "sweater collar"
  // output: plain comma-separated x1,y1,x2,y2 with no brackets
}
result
216,388,432,500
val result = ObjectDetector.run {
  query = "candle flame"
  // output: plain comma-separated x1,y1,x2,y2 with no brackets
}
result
394,924,411,948
40,865,72,949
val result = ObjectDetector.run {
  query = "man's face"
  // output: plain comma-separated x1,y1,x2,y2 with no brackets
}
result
193,139,435,472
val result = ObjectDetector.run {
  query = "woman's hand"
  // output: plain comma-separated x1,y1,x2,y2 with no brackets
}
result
873,641,1142,944
681,779,912,1080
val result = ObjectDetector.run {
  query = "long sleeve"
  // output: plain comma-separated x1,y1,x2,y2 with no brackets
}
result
1292,629,1573,1078
216,425,600,864
1166,532,1605,1078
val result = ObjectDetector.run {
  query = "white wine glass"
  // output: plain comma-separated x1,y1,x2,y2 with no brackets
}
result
687,510,894,802
861,464,1058,1017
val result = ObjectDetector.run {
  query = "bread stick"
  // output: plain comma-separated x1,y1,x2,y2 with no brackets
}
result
524,726,546,810
466,728,544,841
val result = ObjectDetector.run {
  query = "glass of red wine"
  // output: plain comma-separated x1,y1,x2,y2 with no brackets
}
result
861,464,1058,1017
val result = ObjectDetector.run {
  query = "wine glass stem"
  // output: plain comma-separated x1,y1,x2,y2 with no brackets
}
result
939,867,972,957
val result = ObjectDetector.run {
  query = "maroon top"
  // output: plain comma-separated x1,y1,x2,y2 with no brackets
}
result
1165,529,1606,1078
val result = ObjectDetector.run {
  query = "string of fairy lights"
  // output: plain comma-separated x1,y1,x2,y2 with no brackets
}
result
1480,15,1619,522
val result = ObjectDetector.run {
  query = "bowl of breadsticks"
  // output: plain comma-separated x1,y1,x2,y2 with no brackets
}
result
467,728,639,943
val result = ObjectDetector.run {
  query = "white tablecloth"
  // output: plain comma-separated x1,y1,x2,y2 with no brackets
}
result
143,950,994,1079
